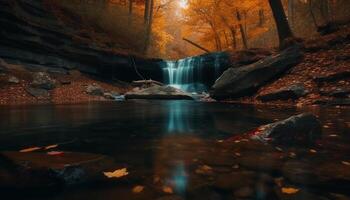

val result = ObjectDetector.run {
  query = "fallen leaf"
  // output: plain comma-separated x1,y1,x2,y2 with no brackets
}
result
310,149,317,153
132,185,144,193
217,140,223,143
276,147,283,152
45,144,58,150
328,134,338,137
19,147,41,153
282,187,300,194
162,186,173,194
342,161,350,166
235,152,241,157
103,168,128,178
47,151,64,156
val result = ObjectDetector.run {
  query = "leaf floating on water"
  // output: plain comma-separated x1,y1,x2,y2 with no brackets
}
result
19,147,41,153
162,186,173,194
328,134,338,137
276,147,283,152
132,185,144,193
47,151,64,156
310,149,317,153
103,168,128,178
342,161,350,166
282,187,300,194
217,140,224,143
45,144,58,150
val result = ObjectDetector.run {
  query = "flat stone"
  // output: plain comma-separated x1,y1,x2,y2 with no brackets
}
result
8,76,19,84
25,87,50,97
257,84,307,102
125,85,193,100
314,71,350,83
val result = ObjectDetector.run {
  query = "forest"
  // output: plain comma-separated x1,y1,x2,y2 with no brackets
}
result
0,0,349,200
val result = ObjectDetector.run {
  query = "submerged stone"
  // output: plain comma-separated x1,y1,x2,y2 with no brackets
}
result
0,151,119,188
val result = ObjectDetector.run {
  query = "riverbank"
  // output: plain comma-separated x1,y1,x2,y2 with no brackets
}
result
0,61,130,106
223,26,350,107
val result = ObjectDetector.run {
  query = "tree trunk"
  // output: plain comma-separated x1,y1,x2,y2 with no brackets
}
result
236,9,248,49
287,0,294,27
128,0,133,26
230,27,237,49
268,0,293,49
144,0,151,24
143,0,154,53
308,0,319,28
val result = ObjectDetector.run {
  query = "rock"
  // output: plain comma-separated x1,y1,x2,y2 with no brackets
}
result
237,152,284,173
234,186,254,198
210,47,303,100
228,48,272,67
248,113,322,145
213,171,256,191
8,76,19,84
131,80,164,88
314,71,350,83
86,84,104,96
313,99,350,106
25,87,50,97
125,85,194,100
156,195,184,200
0,151,119,188
103,92,121,100
257,84,307,102
31,72,56,90
328,88,350,98
282,160,350,188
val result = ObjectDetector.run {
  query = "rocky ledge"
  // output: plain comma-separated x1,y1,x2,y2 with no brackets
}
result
125,85,194,100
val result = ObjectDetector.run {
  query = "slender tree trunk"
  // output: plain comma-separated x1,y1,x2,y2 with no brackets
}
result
236,9,248,49
288,0,294,27
309,0,319,28
144,0,150,24
128,0,133,26
230,27,237,49
143,0,154,53
268,0,293,48
259,9,265,27
223,30,229,48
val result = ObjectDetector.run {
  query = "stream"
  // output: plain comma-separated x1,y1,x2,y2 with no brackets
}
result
0,101,349,200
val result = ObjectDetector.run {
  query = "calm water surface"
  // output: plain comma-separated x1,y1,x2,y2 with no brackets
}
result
0,101,349,200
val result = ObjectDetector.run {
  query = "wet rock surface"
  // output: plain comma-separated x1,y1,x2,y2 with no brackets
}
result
210,47,303,100
25,87,50,97
257,84,307,102
31,72,56,90
125,85,194,100
248,113,322,145
86,84,104,96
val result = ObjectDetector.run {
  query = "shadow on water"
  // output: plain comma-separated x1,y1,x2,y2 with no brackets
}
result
0,101,349,199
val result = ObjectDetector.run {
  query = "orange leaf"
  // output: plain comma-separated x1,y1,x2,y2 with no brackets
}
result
19,147,41,153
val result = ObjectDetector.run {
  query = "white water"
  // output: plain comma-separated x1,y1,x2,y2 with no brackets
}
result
162,54,223,93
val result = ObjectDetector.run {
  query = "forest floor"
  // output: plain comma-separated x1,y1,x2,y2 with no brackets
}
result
230,26,350,107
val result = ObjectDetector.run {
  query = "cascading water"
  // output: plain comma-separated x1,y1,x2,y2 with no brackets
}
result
162,52,228,93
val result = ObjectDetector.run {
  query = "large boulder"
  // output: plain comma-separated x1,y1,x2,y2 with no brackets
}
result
210,47,303,100
257,84,307,102
125,85,193,100
248,113,322,145
31,72,56,90
25,87,50,97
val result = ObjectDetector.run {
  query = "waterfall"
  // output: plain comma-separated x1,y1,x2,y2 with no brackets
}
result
162,52,229,93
